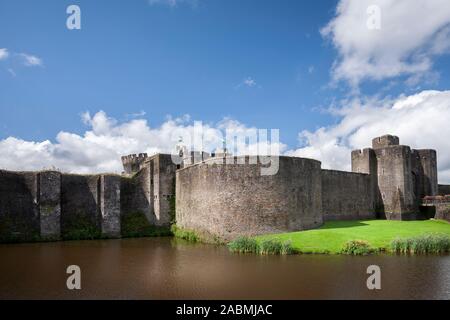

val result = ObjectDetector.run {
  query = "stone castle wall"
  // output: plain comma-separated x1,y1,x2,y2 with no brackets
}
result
0,154,176,243
0,171,39,242
321,170,375,221
412,149,438,199
61,174,100,239
0,170,123,242
151,154,177,226
120,165,153,223
176,156,323,241
0,135,444,243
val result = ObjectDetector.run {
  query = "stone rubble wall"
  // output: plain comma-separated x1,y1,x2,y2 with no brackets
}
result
0,170,124,242
176,156,323,241
321,170,375,221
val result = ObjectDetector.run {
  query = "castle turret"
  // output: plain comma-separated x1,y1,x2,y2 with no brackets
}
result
372,134,400,149
352,134,427,220
121,153,148,175
373,143,416,219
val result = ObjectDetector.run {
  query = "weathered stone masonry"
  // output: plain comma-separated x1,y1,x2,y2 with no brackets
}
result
352,135,439,220
176,156,323,241
0,134,448,243
321,170,374,221
177,135,445,240
0,153,175,242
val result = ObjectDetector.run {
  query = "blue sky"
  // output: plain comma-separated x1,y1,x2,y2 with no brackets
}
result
1,0,450,181
0,0,360,146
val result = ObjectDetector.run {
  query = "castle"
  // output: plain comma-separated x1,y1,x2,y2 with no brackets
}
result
0,135,449,243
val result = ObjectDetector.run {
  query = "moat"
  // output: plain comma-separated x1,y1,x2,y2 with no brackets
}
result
1,237,449,300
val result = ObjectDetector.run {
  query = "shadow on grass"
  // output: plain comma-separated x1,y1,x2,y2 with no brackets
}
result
320,221,370,230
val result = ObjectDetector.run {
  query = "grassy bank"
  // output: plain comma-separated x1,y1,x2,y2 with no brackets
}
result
256,219,450,254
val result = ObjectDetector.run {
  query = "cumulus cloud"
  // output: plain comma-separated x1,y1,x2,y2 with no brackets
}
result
0,48,9,60
287,90,450,183
322,0,450,88
0,111,285,174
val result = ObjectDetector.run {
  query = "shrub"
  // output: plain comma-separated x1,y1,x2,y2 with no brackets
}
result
390,234,450,254
341,240,374,255
171,225,199,243
62,213,102,241
228,237,259,253
121,211,172,238
63,224,101,241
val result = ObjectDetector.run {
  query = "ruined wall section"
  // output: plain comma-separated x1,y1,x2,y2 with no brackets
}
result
151,154,176,226
39,171,61,239
120,165,153,223
120,153,176,229
0,170,122,242
412,149,438,199
60,173,122,239
0,171,40,242
321,170,375,221
176,156,323,241
61,174,100,239
351,148,380,211
374,145,416,219
100,175,121,238
121,153,148,175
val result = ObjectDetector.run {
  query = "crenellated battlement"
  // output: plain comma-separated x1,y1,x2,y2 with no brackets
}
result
372,134,400,149
121,153,148,175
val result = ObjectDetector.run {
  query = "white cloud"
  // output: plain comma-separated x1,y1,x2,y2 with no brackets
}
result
0,111,285,174
0,48,9,60
287,90,450,183
2,93,449,183
322,0,450,88
243,77,256,87
236,77,259,89
19,53,43,67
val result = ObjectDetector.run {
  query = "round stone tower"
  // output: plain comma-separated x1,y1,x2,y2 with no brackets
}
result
175,156,323,241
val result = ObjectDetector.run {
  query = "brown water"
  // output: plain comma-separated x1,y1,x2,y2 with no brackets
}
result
0,237,449,300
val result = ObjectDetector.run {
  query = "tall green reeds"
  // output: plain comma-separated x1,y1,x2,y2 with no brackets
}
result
390,234,450,254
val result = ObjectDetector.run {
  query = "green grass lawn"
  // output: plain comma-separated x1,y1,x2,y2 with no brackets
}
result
257,219,450,254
